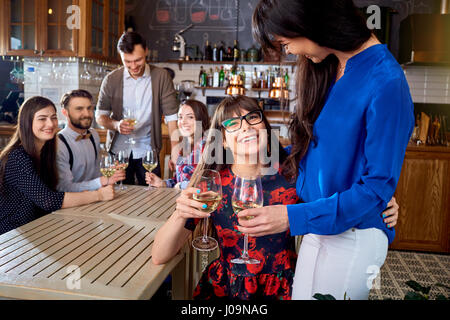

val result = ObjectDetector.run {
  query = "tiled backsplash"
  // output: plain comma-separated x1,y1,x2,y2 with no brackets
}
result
403,66,450,104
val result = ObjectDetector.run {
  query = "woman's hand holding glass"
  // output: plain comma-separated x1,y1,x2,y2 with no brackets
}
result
145,172,165,188
175,187,213,220
237,205,290,238
191,169,222,252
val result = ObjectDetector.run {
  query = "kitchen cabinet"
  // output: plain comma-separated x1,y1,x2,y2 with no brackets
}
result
390,146,450,253
70,0,125,62
0,0,124,62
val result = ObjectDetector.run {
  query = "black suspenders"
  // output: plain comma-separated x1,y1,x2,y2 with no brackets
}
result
58,131,98,171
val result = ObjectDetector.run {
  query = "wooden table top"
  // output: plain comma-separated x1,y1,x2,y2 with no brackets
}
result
56,186,181,222
0,186,183,300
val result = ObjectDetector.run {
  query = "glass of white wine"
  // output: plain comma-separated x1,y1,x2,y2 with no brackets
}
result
124,107,137,145
115,150,129,191
231,175,263,265
142,149,158,191
100,154,116,181
192,169,222,252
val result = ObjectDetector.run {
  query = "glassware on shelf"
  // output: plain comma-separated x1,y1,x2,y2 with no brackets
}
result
80,63,92,85
179,80,195,100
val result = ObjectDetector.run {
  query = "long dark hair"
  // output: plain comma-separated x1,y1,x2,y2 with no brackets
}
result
181,99,210,141
253,0,372,178
0,96,59,192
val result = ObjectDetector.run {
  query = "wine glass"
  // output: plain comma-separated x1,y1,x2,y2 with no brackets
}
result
115,150,129,191
142,149,158,191
100,154,116,181
123,107,137,145
180,80,195,100
192,169,222,252
231,175,263,265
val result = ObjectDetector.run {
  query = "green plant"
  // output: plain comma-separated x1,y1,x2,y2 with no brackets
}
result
404,280,450,300
313,280,450,300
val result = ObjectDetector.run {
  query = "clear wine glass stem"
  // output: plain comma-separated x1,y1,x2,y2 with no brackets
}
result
242,234,249,259
202,217,208,242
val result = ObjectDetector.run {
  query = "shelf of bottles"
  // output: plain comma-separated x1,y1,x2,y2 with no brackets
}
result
168,39,296,72
196,64,291,98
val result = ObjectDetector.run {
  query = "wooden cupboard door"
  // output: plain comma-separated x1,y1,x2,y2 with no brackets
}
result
391,157,450,253
4,0,41,55
42,0,79,56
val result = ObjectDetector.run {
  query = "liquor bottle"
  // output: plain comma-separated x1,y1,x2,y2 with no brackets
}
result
284,68,289,89
239,66,246,86
226,47,233,61
204,40,213,61
224,69,230,87
219,66,225,87
198,66,204,86
213,67,220,87
266,67,271,89
252,68,258,88
207,68,214,87
219,42,225,62
201,68,208,87
233,40,240,63
260,71,267,89
212,44,218,62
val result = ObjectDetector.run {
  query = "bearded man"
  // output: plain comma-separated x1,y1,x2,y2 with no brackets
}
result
56,90,125,192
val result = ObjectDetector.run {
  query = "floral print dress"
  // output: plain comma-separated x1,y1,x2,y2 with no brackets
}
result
185,167,299,300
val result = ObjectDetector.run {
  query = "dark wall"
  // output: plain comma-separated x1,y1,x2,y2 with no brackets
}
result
125,0,439,62
127,0,259,61
0,61,21,104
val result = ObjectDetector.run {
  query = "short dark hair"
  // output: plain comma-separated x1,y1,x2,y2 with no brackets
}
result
61,90,93,109
117,31,147,54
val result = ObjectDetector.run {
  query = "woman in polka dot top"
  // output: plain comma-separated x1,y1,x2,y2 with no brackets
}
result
0,96,115,235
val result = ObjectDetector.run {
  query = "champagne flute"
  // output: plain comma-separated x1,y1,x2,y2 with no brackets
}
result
115,150,129,191
231,175,263,265
142,149,158,191
100,154,116,180
123,107,137,145
192,169,222,252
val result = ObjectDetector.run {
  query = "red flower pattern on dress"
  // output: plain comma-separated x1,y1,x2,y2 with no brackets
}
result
189,167,299,300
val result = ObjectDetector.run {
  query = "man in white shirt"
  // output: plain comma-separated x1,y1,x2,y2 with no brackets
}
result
56,90,125,192
96,31,179,185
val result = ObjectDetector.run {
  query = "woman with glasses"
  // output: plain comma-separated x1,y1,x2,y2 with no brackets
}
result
152,96,299,300
236,0,413,300
145,100,210,190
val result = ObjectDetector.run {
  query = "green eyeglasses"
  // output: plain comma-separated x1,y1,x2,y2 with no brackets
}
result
221,110,264,133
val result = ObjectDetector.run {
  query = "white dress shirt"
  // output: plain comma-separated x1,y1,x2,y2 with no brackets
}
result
56,126,102,192
96,64,177,159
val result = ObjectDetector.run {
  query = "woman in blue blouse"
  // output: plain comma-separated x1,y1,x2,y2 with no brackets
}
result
0,96,115,235
237,0,414,299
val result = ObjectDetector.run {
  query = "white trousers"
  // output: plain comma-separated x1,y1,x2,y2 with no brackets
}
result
292,228,388,300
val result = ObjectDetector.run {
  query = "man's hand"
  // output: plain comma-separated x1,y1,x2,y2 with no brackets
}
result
117,119,135,135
